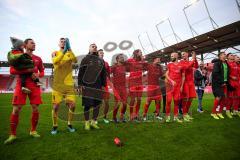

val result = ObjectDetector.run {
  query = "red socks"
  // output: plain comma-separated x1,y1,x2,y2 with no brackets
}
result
10,113,19,136
166,99,171,116
233,98,239,111
113,107,119,120
135,103,140,117
130,106,134,120
219,98,226,113
212,99,220,113
182,100,188,115
186,100,192,113
226,97,233,111
120,104,127,119
173,100,179,116
155,104,160,116
31,112,39,132
143,103,150,117
9,111,39,135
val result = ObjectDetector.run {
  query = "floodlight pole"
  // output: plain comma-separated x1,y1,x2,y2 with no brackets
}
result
183,5,199,37
167,18,181,43
138,34,147,54
203,0,218,29
183,0,219,38
236,0,240,14
156,20,168,48
146,32,155,52
156,18,182,47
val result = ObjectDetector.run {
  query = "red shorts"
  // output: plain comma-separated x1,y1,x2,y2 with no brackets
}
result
228,88,240,98
181,82,196,99
235,84,240,97
167,84,181,101
114,86,127,102
128,77,143,97
147,85,161,100
12,79,42,105
128,86,143,98
147,96,161,101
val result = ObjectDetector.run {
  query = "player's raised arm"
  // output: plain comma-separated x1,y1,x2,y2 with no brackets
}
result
51,38,68,65
192,51,199,68
64,38,77,63
184,51,198,68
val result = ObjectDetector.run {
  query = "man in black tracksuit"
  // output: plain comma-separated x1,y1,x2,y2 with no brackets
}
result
78,44,107,130
211,52,231,119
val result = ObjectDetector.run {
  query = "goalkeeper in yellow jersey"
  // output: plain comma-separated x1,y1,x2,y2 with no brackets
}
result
51,38,77,135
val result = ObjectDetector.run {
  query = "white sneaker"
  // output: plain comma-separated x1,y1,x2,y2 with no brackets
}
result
36,82,43,86
197,108,204,113
143,117,147,121
22,87,31,94
156,116,163,120
103,118,109,124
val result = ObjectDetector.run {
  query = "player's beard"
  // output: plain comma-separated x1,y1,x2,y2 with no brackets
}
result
135,55,142,61
171,57,177,62
90,52,98,56
119,61,124,65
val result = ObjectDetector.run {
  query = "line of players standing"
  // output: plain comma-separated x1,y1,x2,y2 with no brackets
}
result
99,49,220,123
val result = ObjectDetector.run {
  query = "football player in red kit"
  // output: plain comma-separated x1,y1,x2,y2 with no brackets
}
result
165,52,185,123
98,49,111,124
111,54,128,123
225,53,239,118
235,55,240,115
127,49,145,121
4,39,44,144
143,57,163,121
179,51,198,121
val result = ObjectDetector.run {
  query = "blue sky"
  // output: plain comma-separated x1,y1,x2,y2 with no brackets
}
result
0,0,239,63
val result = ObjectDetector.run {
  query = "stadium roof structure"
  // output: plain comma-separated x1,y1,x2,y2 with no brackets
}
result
1,21,240,68
146,20,240,62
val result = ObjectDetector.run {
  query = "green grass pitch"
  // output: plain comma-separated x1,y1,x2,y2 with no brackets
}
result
0,93,240,160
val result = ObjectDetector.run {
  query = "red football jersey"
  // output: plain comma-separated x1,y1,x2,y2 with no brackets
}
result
179,59,198,82
167,62,184,82
228,61,239,88
111,64,127,87
127,58,144,78
147,64,163,85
